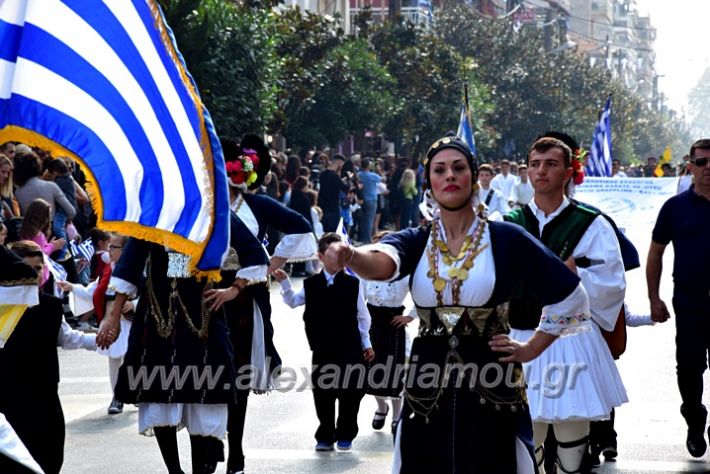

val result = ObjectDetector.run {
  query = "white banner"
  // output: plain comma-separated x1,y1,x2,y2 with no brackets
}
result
574,177,679,230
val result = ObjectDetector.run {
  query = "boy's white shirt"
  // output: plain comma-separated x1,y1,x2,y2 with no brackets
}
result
280,270,372,349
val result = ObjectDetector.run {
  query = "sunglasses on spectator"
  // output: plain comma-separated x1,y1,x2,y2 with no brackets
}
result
690,157,709,167
108,244,123,250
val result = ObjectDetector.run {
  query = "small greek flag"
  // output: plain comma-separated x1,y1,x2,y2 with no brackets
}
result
0,0,229,277
457,103,476,156
335,218,357,277
45,255,68,297
586,98,612,177
76,238,95,261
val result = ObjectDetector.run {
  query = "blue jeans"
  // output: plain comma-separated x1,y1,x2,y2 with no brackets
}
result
358,200,377,244
52,211,69,260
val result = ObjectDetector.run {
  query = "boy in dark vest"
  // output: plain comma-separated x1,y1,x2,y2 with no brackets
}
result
275,232,375,452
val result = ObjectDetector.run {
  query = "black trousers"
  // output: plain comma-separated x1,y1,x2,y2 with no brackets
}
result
312,387,364,443
227,388,250,471
673,290,710,429
311,355,366,443
590,409,617,453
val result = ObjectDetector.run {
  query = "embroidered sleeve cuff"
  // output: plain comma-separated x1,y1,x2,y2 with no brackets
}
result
236,265,268,285
108,277,138,299
538,283,591,336
367,243,401,282
273,233,318,262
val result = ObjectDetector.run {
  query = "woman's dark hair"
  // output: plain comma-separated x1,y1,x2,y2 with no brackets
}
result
424,135,477,189
298,166,310,177
293,176,309,193
285,155,302,184
12,151,42,186
20,198,51,239
90,227,111,247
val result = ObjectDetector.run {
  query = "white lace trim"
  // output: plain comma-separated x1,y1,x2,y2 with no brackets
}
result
108,276,138,299
273,233,317,262
236,265,268,285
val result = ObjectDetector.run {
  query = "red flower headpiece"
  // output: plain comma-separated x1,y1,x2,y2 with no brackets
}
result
571,148,586,185
226,148,260,187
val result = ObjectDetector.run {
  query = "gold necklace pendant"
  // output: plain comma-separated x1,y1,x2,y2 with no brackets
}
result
428,219,488,306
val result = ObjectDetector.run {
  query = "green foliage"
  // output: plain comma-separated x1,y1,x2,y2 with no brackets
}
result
158,1,689,162
435,6,690,163
281,38,399,150
370,20,495,158
160,0,281,138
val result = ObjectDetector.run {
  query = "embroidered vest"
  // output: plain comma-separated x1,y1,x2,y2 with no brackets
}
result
504,202,598,330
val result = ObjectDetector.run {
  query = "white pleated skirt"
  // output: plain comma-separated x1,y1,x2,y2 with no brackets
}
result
138,403,228,439
511,324,628,423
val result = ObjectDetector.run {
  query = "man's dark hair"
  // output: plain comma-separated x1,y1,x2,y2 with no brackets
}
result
332,154,346,162
12,151,42,186
318,232,343,254
527,137,572,168
689,139,710,159
612,159,621,166
47,158,69,175
361,158,371,170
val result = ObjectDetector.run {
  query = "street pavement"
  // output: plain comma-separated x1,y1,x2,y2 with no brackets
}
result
58,230,710,473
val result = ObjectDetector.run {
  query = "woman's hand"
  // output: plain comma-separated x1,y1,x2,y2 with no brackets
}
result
203,286,240,312
121,301,135,314
267,256,288,275
97,314,120,349
391,315,414,328
272,269,289,283
489,334,537,363
323,242,352,272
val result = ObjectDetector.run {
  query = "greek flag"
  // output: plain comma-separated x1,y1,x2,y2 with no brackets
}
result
0,0,229,277
586,98,612,177
70,238,95,262
457,102,476,156
335,218,356,277
46,255,68,297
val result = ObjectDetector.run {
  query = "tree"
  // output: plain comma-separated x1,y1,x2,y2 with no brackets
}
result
369,19,495,159
158,0,281,137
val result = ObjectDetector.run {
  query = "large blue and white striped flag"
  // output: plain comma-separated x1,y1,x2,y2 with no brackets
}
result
586,98,612,177
456,102,476,157
0,0,230,277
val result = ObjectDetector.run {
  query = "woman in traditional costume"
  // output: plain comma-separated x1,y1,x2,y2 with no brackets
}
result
322,135,592,473
205,135,317,474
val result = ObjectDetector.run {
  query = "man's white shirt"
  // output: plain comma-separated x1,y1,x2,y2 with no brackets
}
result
491,173,518,199
478,186,510,216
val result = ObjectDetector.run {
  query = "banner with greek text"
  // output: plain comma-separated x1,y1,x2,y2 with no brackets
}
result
574,177,679,230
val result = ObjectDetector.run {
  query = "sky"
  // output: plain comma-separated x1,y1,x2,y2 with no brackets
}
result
635,0,710,114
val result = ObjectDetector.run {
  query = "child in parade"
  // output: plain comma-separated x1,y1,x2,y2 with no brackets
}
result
363,231,413,434
0,241,97,474
58,233,134,415
275,232,375,452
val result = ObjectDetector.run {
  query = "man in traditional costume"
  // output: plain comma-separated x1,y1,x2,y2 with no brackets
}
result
505,135,627,473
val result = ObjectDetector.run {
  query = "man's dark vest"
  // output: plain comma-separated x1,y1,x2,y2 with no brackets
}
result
504,202,599,329
303,272,362,360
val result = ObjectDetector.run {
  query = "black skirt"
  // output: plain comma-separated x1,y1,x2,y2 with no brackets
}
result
115,275,236,405
396,335,535,473
366,304,407,397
